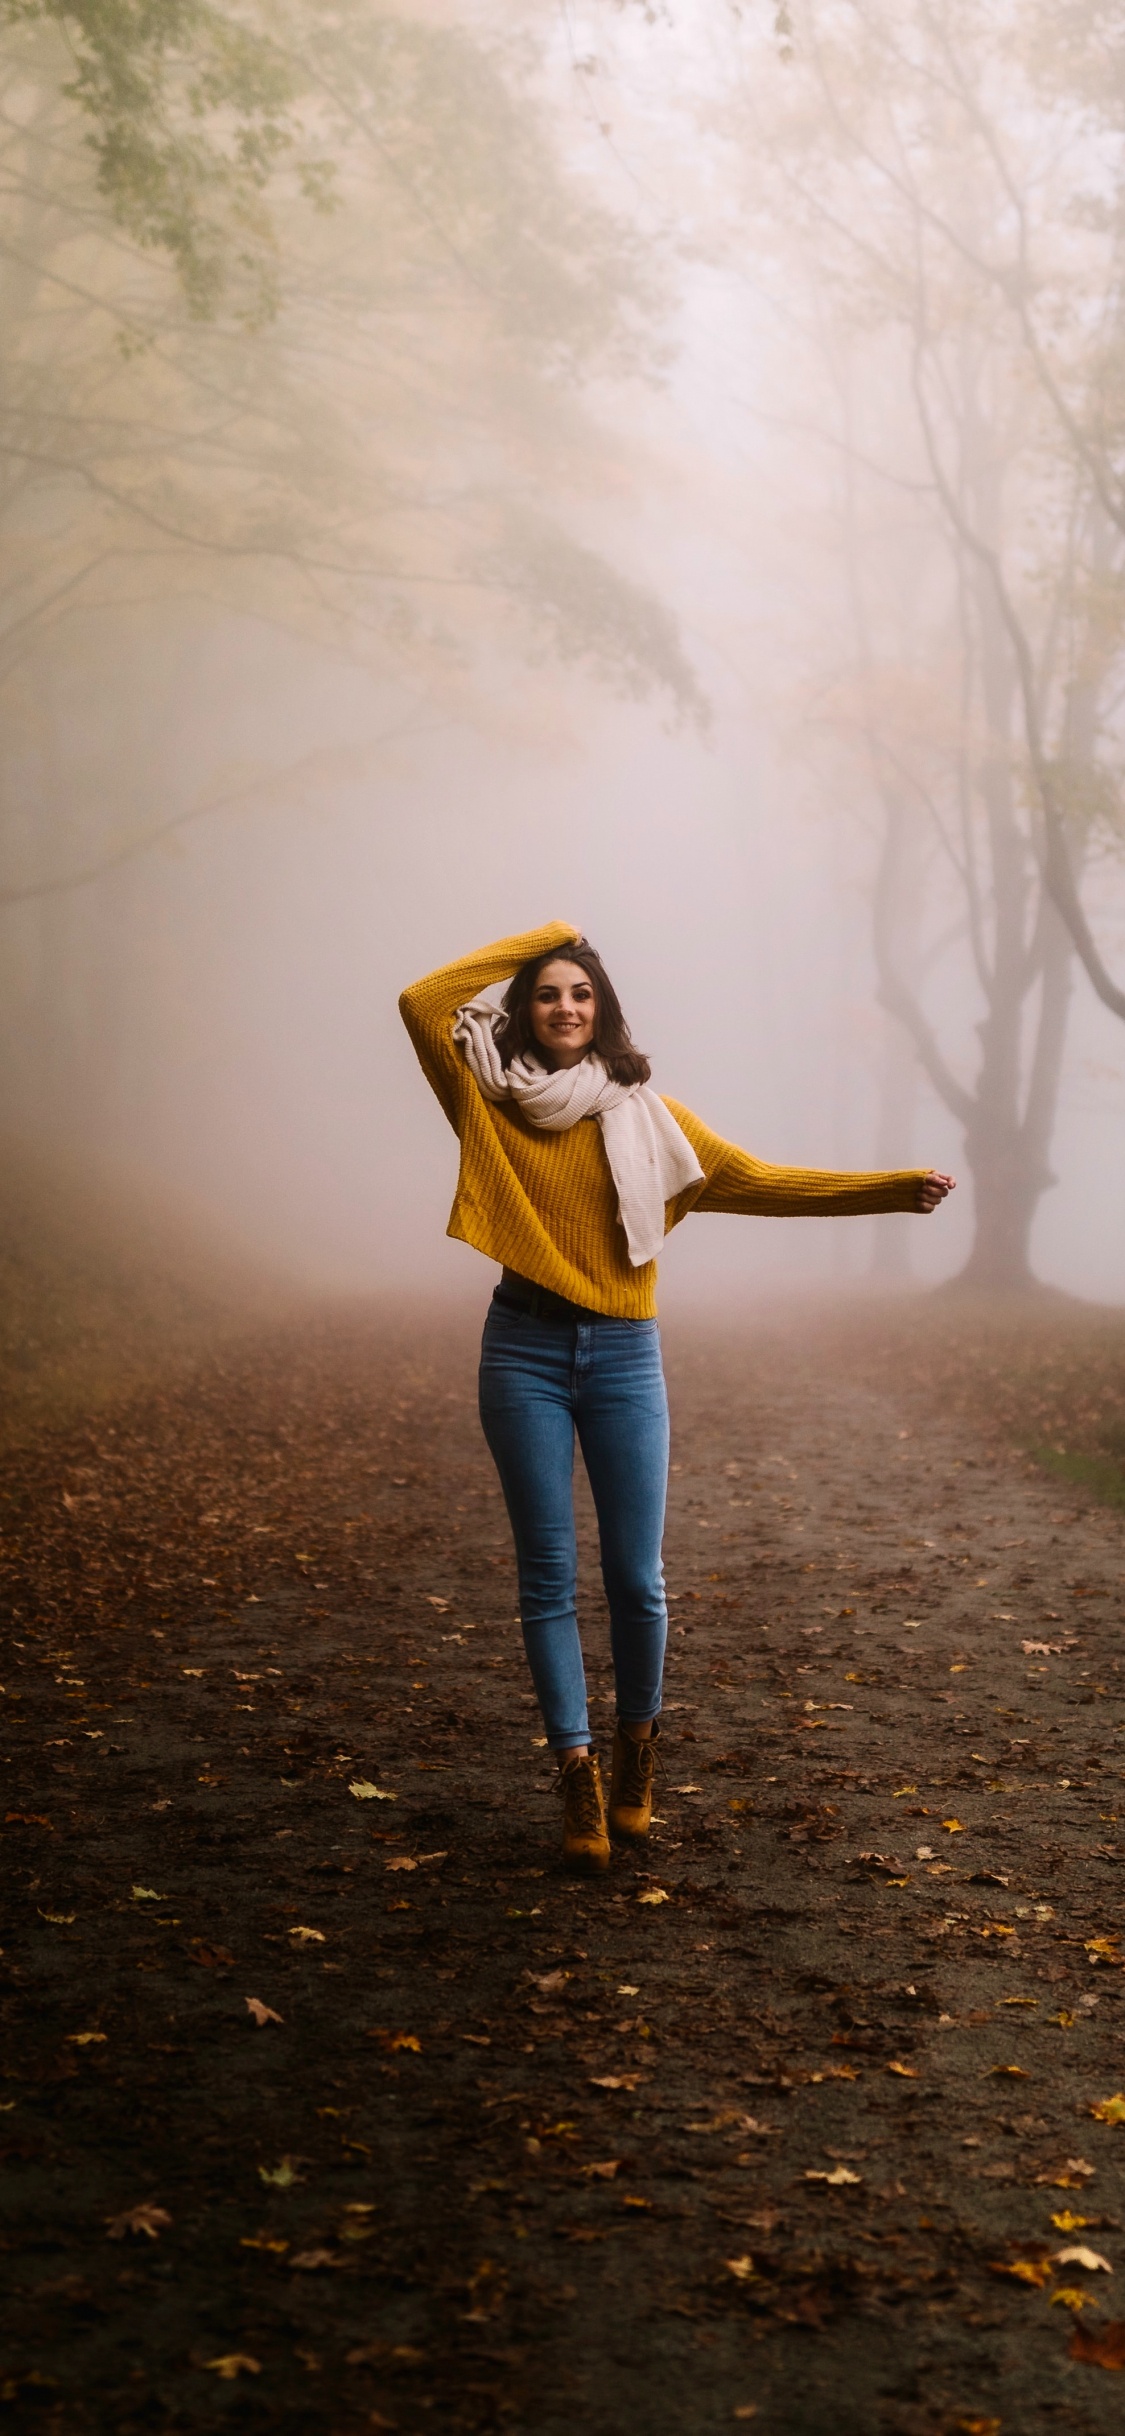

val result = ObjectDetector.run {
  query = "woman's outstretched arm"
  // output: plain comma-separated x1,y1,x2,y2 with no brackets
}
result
399,921,578,1127
662,1099,945,1220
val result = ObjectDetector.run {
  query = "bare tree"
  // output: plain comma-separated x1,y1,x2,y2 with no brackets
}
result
722,0,1125,1284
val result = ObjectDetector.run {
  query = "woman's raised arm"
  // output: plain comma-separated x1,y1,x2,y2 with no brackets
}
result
399,921,578,1126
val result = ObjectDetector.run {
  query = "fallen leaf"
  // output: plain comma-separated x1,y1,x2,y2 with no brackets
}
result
1068,2318,1125,2369
258,2158,302,2189
805,2166,861,2186
989,2065,1029,2078
579,2161,623,2180
425,1596,449,1610
723,2255,756,2280
5,1812,53,1828
956,2421,1002,2436
387,2033,421,2053
386,1857,418,1873
1086,1940,1121,1964
245,1998,283,2027
886,2062,917,2078
1022,1640,1061,1656
131,1886,165,1902
1054,2212,1093,2234
349,1781,396,1802
589,2074,642,2091
942,1819,966,1834
989,2257,1053,2288
1038,2159,1096,2188
290,2249,339,2271
1091,2094,1125,2125
105,2203,172,2241
530,1970,569,1994
637,1889,670,1906
65,2031,105,2046
892,1786,918,1797
1056,2246,1113,2273
240,2236,289,2254
733,2410,758,2423
38,1910,76,1925
204,2355,261,2380
288,1926,325,1943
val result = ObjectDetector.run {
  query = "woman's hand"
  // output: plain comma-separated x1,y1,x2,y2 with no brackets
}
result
916,1170,956,1213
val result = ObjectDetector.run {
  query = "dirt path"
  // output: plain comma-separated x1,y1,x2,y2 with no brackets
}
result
2,1300,1124,2436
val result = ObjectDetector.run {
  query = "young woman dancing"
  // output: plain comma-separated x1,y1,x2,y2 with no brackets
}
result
400,921,954,1875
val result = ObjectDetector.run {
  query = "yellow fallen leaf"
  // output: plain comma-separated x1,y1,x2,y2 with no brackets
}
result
579,2161,623,2180
258,2158,301,2189
1086,1939,1120,1962
892,1786,918,1797
205,2355,260,2379
1036,2159,1095,2188
942,1819,966,1834
589,2074,642,2091
387,2032,421,2053
637,1889,670,1906
245,1998,283,2027
240,2236,289,2254
386,1857,418,1873
1055,2245,1113,2273
1052,2286,1099,2311
38,1910,76,1925
1091,2094,1125,2124
132,1886,165,1901
66,2031,105,2046
723,2255,756,2280
805,2166,861,2186
288,1926,325,1943
1053,2212,1092,2234
990,2065,1029,2078
349,1781,396,1802
990,2257,1053,2287
886,2061,918,2078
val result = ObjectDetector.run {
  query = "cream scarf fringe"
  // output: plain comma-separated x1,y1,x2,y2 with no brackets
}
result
453,996,703,1267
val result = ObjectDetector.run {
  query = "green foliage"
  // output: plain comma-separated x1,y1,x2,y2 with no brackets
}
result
1031,1443,1125,1506
0,0,326,322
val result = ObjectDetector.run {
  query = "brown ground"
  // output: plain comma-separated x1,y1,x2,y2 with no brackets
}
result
2,1295,1125,2436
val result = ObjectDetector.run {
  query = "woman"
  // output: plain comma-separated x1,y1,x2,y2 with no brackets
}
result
400,921,954,1876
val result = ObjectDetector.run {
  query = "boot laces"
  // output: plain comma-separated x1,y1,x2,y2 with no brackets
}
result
619,1734,656,1802
560,1757,602,1835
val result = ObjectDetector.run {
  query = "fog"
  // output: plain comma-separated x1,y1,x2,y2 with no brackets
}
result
4,0,1125,1316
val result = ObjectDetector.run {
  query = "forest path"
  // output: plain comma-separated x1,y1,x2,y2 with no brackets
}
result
2,1300,1124,2435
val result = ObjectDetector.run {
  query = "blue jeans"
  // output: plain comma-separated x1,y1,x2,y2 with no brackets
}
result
478,1294,670,1749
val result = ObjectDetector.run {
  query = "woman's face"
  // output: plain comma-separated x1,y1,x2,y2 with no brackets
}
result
529,960,597,1067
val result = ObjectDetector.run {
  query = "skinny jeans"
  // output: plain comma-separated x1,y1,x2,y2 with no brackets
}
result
478,1290,670,1750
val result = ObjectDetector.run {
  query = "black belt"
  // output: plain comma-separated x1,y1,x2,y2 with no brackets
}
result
493,1270,612,1324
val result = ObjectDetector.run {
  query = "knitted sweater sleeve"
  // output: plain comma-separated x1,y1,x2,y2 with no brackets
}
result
662,1099,926,1219
399,922,580,1130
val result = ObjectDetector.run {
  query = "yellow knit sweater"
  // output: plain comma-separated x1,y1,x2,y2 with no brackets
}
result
399,921,926,1319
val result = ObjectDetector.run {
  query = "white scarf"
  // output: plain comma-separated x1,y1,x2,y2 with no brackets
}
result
452,996,704,1267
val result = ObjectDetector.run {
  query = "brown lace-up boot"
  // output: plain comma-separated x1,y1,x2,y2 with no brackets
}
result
557,1752,611,1874
609,1720,659,1842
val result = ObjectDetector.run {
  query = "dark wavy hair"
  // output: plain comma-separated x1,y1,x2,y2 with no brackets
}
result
496,939,651,1087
